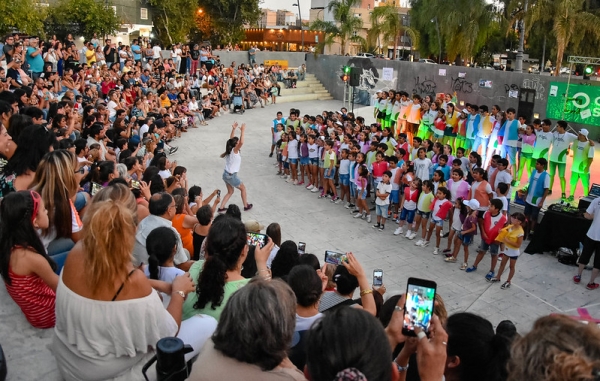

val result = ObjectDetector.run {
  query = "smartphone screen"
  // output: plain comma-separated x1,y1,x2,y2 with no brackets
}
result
298,242,306,254
402,278,436,336
130,180,140,189
246,232,268,248
324,250,347,266
373,269,383,286
91,182,102,196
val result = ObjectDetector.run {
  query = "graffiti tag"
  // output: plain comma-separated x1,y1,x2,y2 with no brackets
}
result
412,76,437,97
522,77,545,101
451,77,473,93
504,83,519,94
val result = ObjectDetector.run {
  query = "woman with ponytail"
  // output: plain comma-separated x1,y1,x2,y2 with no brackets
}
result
182,215,274,321
53,184,217,380
144,226,184,306
218,122,253,212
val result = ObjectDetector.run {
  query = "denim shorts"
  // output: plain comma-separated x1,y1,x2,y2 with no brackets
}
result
350,182,357,198
390,190,400,204
309,157,319,165
289,158,298,165
399,207,416,224
431,218,444,227
478,241,499,255
458,233,474,246
222,170,242,187
319,160,325,169
300,157,309,165
283,162,289,169
324,167,336,179
339,173,350,186
358,188,367,199
74,191,88,212
376,204,389,217
416,210,431,219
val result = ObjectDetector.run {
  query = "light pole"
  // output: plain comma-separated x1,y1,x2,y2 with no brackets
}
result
431,17,441,63
293,2,304,52
514,0,528,73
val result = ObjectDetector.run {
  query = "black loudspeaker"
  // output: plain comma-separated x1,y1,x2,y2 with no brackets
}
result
349,67,362,87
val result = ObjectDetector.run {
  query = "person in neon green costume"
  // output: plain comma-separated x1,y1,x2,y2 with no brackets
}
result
568,128,595,201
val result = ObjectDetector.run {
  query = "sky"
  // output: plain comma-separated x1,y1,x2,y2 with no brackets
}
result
259,0,311,21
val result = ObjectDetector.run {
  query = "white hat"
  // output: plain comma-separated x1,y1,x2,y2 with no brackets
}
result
336,121,343,126
462,108,469,114
579,128,589,137
463,199,480,210
244,219,265,232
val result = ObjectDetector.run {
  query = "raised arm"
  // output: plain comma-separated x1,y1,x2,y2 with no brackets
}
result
229,122,238,139
236,123,246,150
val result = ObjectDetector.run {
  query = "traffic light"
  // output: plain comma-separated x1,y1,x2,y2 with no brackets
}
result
340,66,351,82
584,65,593,80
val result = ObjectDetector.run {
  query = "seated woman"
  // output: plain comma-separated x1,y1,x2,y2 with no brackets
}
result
0,191,58,329
81,160,119,195
192,205,213,261
318,253,376,316
145,226,184,307
30,150,83,272
182,215,273,321
171,194,197,256
189,279,306,381
52,184,217,381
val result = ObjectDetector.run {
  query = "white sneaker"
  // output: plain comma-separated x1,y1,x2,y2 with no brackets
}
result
286,178,293,183
415,239,424,246
345,202,351,208
293,179,298,185
439,229,445,237
353,212,362,218
306,184,314,190
421,240,430,247
335,198,342,204
408,232,417,240
394,227,403,235
433,248,440,255
405,230,412,239
366,214,372,223
361,213,366,220
311,187,320,193
280,175,287,179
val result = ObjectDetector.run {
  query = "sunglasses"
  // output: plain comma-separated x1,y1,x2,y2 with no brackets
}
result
29,190,42,222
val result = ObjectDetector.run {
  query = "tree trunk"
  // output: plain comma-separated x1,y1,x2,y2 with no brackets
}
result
341,37,346,55
162,9,173,46
392,32,398,60
554,39,565,77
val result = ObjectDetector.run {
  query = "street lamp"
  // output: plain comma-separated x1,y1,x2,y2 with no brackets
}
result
430,17,441,64
292,2,304,52
197,8,203,14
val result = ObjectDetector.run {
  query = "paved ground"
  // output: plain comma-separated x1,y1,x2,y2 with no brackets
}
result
1,99,600,380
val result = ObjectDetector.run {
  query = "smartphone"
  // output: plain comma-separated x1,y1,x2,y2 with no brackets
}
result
130,180,140,189
298,242,306,255
91,182,102,196
402,277,437,337
217,190,221,197
373,269,383,287
324,250,348,266
247,232,268,248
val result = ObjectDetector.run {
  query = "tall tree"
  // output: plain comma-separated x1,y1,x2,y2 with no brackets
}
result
149,0,197,46
310,0,365,55
0,0,46,36
369,5,418,60
201,0,261,45
46,0,121,40
520,0,600,76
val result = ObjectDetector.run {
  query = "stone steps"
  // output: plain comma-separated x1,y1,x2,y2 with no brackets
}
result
275,73,333,103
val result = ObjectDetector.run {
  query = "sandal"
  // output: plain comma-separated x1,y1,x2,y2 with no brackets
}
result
500,281,511,289
217,208,226,213
244,204,253,211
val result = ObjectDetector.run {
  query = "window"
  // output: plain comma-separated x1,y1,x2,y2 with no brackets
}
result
111,5,117,14
367,4,370,9
141,8,148,20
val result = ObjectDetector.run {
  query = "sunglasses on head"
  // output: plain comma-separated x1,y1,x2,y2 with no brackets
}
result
29,190,41,222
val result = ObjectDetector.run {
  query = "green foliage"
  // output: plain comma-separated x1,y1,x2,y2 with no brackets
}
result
0,0,46,36
149,0,197,46
46,0,121,40
369,5,418,59
310,0,364,55
200,0,261,45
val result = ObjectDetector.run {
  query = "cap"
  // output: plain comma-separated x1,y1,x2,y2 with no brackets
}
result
376,90,382,93
336,121,343,126
464,199,480,210
579,128,589,138
244,219,265,233
462,108,469,114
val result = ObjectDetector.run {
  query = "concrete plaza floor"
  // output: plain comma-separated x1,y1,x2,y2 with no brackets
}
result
1,99,599,380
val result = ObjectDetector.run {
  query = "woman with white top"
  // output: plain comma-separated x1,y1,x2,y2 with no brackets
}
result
218,122,253,212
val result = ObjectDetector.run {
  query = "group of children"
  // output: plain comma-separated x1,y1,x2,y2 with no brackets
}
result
268,104,560,289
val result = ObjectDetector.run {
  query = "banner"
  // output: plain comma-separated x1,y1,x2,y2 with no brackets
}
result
546,82,600,127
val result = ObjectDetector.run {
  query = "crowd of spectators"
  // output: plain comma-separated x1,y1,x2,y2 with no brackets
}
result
0,32,599,381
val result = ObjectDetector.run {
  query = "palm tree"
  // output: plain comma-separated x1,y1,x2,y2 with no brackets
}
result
309,0,365,55
370,5,419,60
520,0,600,76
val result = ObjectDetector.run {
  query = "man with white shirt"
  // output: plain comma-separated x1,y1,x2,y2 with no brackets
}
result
573,195,600,290
548,120,578,198
568,128,595,201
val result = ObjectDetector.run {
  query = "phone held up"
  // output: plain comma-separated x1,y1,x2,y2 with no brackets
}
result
402,277,437,337
246,232,268,249
373,269,383,287
298,242,306,255
324,250,348,266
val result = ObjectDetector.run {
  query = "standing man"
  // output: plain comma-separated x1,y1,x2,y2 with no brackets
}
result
548,120,577,198
500,107,520,178
573,193,600,290
520,157,549,238
568,128,595,201
104,39,117,66
190,44,200,75
25,36,44,80
248,45,256,65
3,35,15,65
131,39,142,63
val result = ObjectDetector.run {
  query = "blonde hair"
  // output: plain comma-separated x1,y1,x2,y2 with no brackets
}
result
83,184,137,294
508,314,600,381
31,150,78,238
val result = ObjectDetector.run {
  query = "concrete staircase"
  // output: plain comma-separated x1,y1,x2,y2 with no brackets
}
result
276,73,334,104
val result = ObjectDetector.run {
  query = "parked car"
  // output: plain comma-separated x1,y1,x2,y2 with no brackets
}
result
418,59,436,64
355,53,374,58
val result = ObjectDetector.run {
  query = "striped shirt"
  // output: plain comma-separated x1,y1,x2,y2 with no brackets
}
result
5,267,56,328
